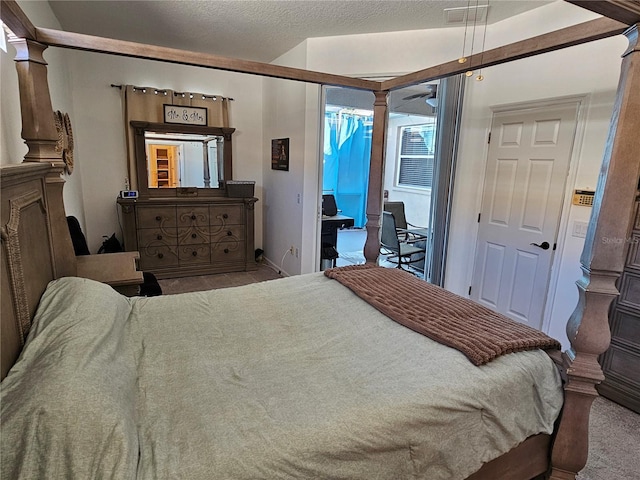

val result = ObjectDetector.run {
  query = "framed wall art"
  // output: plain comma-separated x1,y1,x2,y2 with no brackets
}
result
271,138,289,171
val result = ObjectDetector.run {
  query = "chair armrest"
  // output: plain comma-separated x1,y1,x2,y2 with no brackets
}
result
76,252,144,287
406,221,427,229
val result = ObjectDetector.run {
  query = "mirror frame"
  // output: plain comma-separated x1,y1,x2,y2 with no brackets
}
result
131,121,235,198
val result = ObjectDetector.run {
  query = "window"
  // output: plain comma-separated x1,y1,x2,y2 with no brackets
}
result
397,123,436,189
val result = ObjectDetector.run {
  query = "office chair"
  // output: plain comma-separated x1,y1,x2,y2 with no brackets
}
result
66,216,162,296
322,194,338,217
380,211,426,271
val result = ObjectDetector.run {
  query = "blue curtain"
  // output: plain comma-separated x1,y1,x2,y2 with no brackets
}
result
323,112,372,227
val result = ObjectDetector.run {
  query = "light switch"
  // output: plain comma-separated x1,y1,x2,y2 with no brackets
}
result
572,221,588,238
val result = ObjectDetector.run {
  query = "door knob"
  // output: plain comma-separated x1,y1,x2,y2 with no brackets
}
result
530,241,550,250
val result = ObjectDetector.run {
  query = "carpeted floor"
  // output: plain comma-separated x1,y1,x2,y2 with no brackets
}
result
158,263,282,294
158,265,640,479
578,395,640,480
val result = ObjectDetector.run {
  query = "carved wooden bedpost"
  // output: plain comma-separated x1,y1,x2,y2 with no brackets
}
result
8,35,76,277
549,24,640,480
363,90,389,263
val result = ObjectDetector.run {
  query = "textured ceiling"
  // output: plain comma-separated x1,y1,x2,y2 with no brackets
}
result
47,0,554,63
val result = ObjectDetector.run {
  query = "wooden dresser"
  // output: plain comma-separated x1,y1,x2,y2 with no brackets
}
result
118,197,257,279
598,192,640,413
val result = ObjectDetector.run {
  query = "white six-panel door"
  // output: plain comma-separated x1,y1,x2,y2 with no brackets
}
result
471,102,579,330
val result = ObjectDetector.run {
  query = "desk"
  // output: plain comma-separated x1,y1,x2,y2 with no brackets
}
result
321,214,354,267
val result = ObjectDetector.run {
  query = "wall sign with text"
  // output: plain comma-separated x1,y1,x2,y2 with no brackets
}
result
163,104,208,126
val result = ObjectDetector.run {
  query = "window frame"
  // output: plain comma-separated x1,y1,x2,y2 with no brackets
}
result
395,122,437,191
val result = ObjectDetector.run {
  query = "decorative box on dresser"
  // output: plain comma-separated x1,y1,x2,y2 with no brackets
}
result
118,197,257,279
598,190,640,414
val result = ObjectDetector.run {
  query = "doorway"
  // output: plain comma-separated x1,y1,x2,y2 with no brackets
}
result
148,144,178,188
320,76,464,283
470,100,580,330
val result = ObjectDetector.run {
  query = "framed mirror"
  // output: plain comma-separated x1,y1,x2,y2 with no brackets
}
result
131,121,235,197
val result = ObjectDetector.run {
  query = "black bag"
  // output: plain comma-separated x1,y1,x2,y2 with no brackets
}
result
98,233,123,254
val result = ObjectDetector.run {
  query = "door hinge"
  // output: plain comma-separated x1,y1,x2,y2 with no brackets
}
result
487,132,491,144
468,286,472,295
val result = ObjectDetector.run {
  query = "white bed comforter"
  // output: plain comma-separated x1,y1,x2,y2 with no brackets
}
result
1,274,563,479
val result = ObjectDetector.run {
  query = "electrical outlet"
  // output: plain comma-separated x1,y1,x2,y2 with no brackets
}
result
295,248,299,258
289,245,295,255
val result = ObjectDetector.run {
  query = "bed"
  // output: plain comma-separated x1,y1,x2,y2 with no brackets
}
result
0,163,564,480
1,1,639,479
2,267,564,480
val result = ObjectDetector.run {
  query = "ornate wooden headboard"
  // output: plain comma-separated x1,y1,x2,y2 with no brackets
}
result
0,161,143,380
0,163,71,379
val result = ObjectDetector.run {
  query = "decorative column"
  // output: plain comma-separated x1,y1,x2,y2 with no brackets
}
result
9,37,60,164
363,90,389,263
9,36,75,277
550,24,640,479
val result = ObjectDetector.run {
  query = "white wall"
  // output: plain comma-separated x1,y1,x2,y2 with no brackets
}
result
58,50,264,253
301,1,626,348
263,41,322,276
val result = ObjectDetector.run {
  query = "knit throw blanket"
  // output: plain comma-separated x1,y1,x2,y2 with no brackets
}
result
324,264,561,365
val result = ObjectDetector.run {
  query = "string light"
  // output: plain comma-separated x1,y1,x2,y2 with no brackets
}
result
476,0,489,81
458,0,472,64
465,0,481,78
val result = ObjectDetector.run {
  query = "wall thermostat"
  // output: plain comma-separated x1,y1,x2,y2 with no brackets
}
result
119,190,139,199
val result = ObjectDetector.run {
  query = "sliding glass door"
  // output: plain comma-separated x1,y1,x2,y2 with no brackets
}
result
319,76,464,284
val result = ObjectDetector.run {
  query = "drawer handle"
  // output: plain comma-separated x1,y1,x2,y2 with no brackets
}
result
156,215,161,221
191,215,196,220
222,213,228,219
158,253,164,259
227,230,232,236
224,248,229,254
192,251,197,257
191,233,197,239
157,235,162,240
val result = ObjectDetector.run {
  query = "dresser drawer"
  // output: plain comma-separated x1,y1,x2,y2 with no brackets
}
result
138,227,177,247
177,206,209,227
210,205,243,226
210,225,245,243
177,226,210,245
601,343,640,387
139,245,179,269
212,241,245,262
118,196,257,278
137,206,177,228
178,244,210,265
610,306,640,348
619,271,640,309
634,200,640,230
